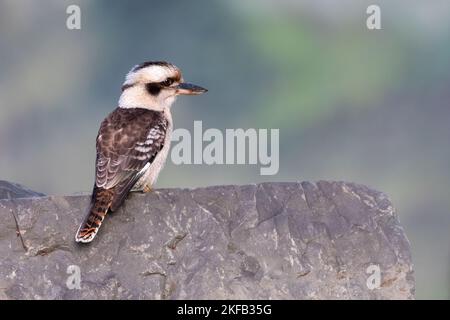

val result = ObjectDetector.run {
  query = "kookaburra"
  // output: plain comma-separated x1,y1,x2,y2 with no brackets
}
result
75,61,207,243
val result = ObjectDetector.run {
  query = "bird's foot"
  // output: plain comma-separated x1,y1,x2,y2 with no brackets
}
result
142,184,153,193
142,184,161,200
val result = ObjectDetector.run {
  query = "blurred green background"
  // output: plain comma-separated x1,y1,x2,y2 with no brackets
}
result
0,0,449,299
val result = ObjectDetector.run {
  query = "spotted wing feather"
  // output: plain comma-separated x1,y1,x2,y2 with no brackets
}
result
75,107,167,243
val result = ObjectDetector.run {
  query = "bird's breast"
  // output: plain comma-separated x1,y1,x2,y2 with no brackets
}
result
132,119,173,191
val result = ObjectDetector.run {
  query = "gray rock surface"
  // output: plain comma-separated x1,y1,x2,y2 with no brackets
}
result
0,180,45,200
0,181,414,299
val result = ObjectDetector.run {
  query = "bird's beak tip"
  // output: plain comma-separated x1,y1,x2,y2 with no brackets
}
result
176,82,208,95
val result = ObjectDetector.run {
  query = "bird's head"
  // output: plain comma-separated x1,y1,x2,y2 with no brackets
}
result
118,61,207,111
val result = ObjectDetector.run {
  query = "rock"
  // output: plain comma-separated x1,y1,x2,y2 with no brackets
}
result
0,181,414,299
0,180,45,200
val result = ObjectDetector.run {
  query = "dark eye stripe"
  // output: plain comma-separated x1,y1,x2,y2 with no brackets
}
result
145,83,161,96
144,78,175,96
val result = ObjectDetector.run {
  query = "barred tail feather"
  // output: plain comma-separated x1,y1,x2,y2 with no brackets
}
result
75,187,114,243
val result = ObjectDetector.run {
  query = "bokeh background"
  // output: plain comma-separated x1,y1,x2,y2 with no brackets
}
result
0,0,449,299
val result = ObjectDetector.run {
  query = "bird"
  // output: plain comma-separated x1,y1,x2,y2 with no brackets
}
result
75,61,207,243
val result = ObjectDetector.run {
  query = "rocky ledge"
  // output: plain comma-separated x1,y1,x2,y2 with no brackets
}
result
0,181,414,299
0,180,45,200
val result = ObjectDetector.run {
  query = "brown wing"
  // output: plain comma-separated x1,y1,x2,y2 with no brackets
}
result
95,107,167,210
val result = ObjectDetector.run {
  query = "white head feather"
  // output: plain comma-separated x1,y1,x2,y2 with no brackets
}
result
123,63,180,86
119,62,181,111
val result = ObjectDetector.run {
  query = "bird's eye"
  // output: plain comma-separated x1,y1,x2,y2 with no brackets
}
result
161,78,174,87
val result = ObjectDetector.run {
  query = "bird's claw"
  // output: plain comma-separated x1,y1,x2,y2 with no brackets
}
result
143,185,153,193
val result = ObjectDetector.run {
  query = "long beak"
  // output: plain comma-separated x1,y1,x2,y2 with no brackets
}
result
175,82,208,95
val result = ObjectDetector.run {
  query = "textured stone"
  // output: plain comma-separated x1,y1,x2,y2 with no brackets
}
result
0,181,414,299
0,180,45,200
